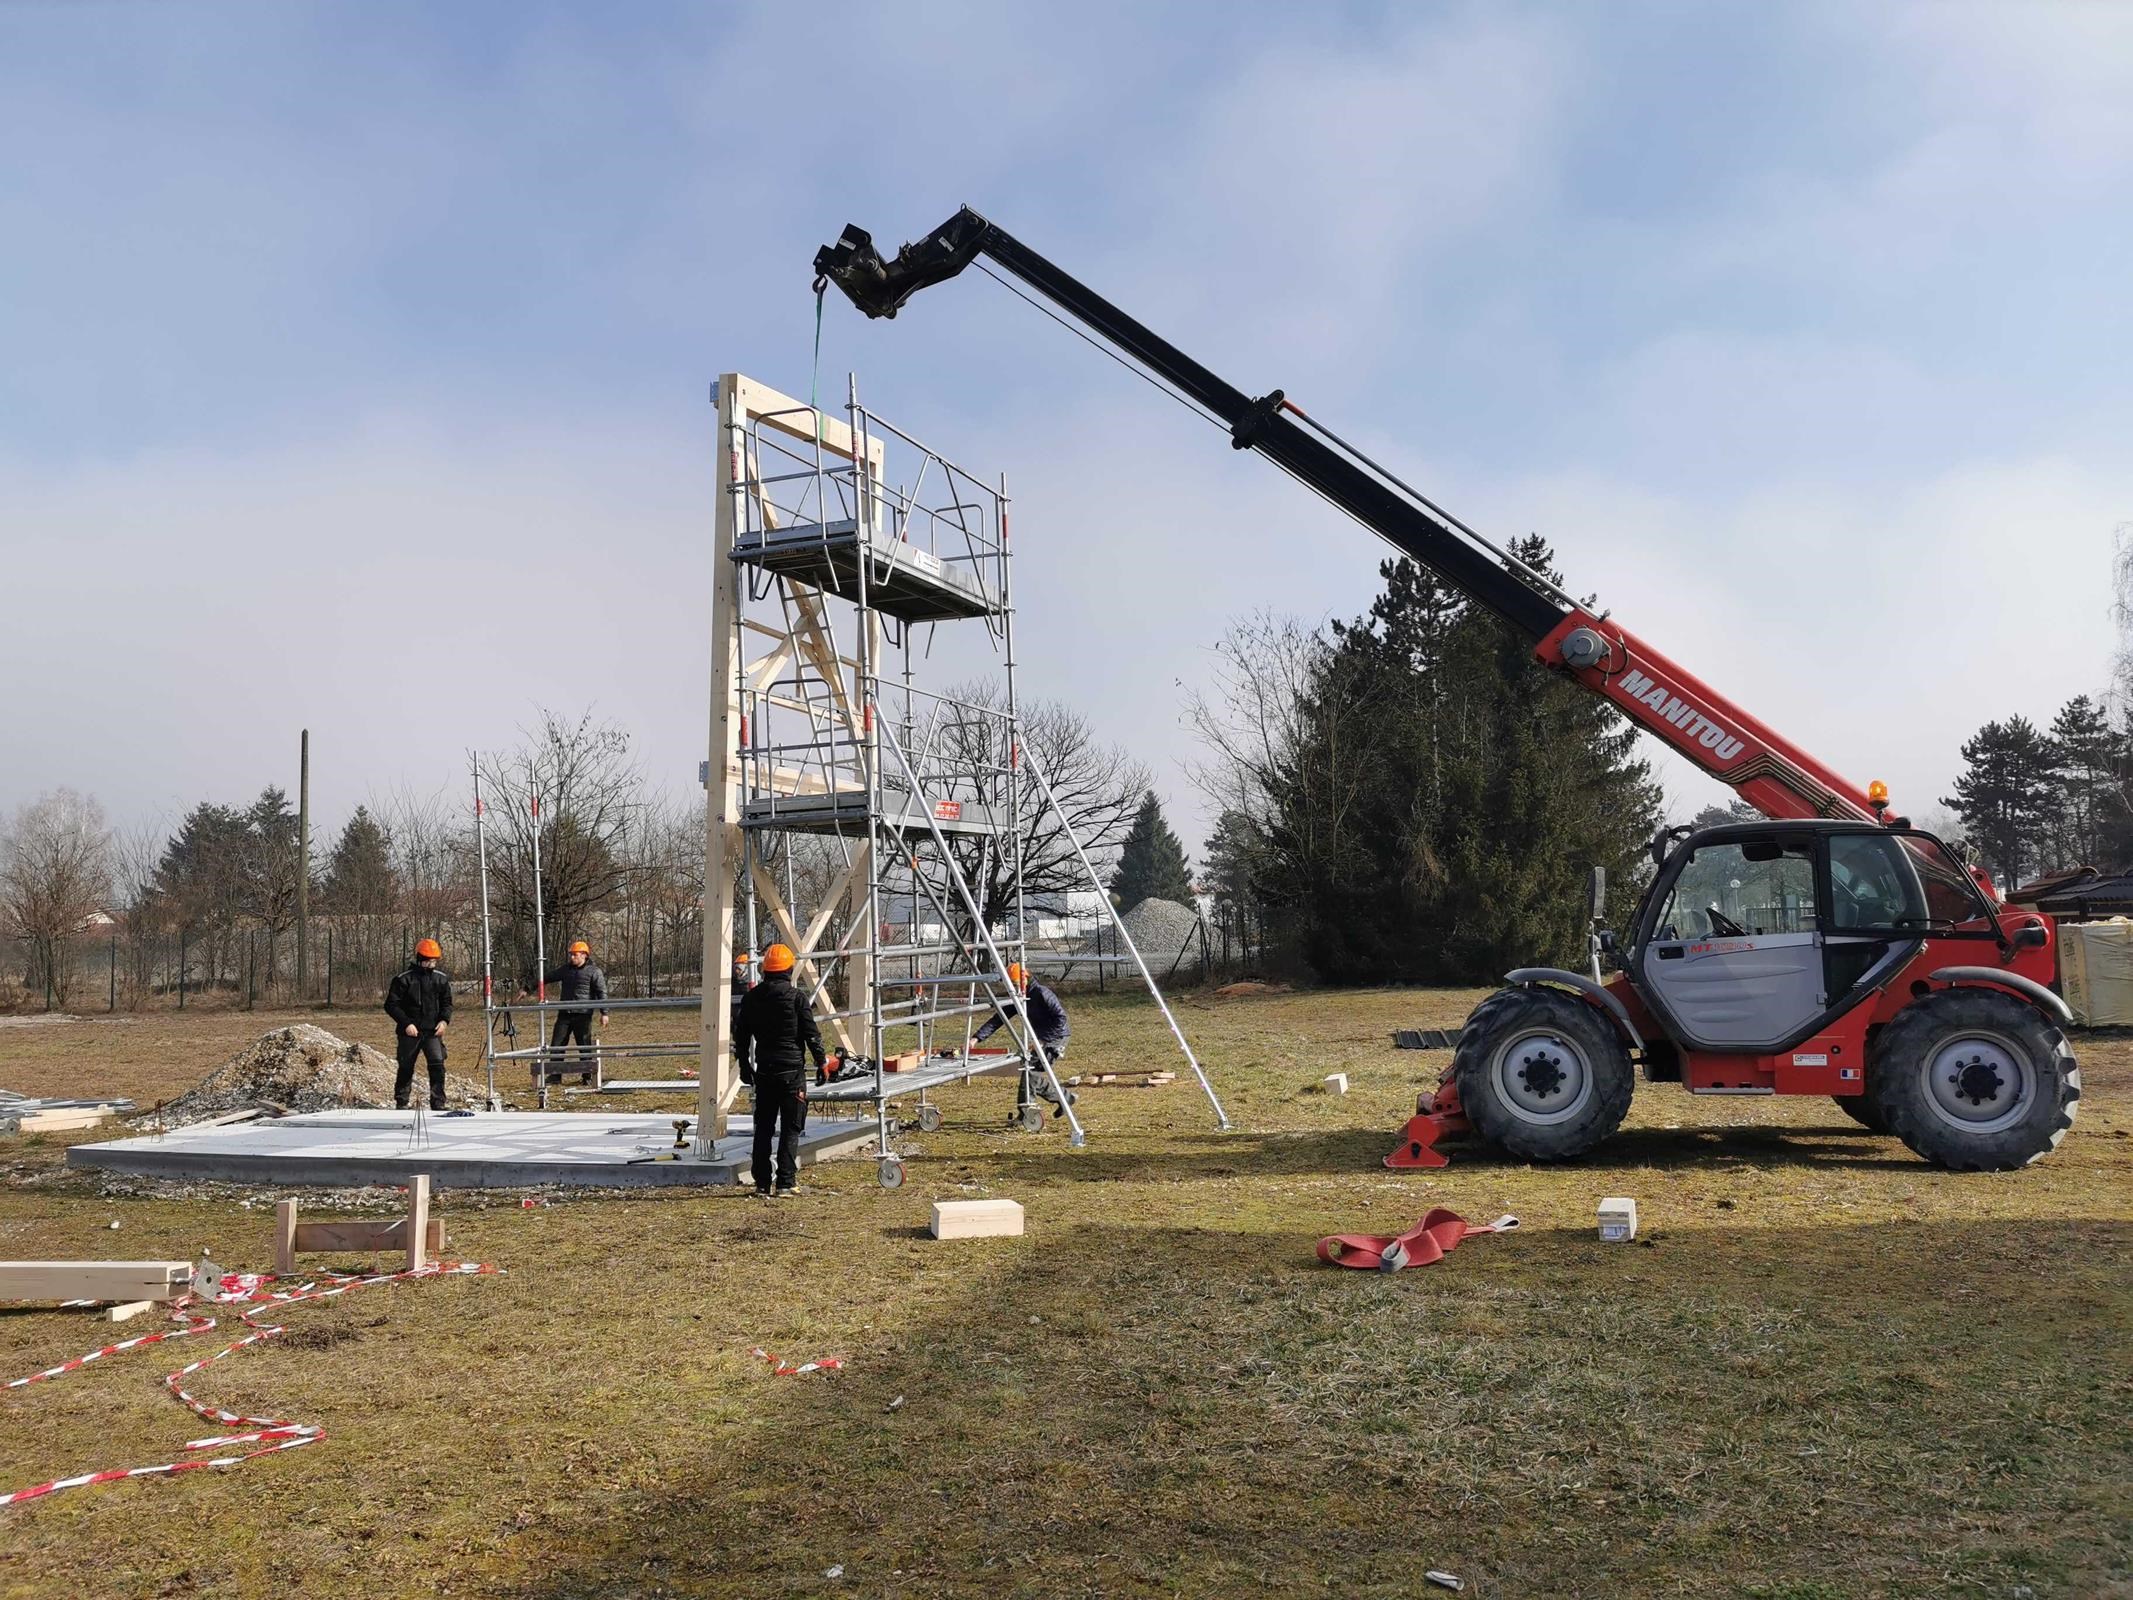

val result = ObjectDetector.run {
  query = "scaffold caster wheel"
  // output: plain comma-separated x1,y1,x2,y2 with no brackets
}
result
1018,1104,1045,1134
917,1104,944,1134
878,1156,906,1189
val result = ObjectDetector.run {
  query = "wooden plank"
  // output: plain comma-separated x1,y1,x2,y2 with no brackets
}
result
290,1218,444,1256
929,1199,1025,1240
104,1300,157,1324
0,1261,191,1303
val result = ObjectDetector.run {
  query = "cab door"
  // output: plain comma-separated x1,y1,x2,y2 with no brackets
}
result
1634,836,1824,1052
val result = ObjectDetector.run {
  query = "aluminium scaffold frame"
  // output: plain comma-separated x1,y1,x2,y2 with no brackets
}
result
696,372,1225,1179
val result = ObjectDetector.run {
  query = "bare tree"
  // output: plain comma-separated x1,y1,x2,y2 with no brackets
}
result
932,681,1150,929
477,710,644,986
1,789,114,1009
110,816,167,1007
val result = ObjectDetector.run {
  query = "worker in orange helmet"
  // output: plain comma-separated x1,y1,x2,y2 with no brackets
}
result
519,939,608,1089
968,960,1075,1122
733,943,826,1196
384,937,454,1111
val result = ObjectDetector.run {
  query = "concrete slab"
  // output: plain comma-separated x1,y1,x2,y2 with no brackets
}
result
67,1110,877,1190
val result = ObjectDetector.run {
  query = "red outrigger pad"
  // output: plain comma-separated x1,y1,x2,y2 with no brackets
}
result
1316,1208,1518,1272
1385,1075,1470,1170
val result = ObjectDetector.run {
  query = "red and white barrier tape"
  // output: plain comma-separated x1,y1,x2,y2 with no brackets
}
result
1,1261,496,1509
751,1345,843,1377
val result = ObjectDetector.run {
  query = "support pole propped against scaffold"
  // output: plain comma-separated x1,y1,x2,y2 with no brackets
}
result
1022,744,1231,1131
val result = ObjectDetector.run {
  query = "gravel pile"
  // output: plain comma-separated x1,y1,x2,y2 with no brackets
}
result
1087,897,1204,965
159,1024,482,1122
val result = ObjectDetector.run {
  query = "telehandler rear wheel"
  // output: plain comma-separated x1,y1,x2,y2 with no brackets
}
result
1453,985,1634,1161
1867,988,2079,1170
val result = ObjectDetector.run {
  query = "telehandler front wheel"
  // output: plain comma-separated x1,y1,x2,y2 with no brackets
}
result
1867,988,2079,1170
1453,985,1634,1161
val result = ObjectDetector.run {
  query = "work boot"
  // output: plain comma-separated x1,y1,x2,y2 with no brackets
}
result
775,1184,802,1198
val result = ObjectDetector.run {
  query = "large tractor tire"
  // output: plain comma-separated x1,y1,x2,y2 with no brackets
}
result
1866,988,2079,1171
1832,1094,1889,1133
1453,985,1634,1161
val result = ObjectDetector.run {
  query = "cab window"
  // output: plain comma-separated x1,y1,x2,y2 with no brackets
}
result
1655,838,1816,939
1827,833,1930,931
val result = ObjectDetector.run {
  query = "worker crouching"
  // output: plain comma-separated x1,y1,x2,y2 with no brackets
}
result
385,937,453,1111
733,943,826,1196
973,962,1075,1120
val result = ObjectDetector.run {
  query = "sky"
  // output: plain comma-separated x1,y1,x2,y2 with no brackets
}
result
3,0,2130,859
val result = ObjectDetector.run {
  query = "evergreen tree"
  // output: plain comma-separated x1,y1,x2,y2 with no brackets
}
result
1262,540,1661,983
1202,809,1268,963
1940,717,2058,890
321,806,397,914
2046,695,2129,869
1109,792,1195,911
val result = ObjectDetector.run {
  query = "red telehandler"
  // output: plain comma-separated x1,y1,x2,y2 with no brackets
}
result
812,209,2080,1172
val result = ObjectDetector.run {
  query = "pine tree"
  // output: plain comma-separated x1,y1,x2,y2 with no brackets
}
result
1940,717,2058,890
1258,540,1661,983
322,807,397,914
1109,792,1195,911
2046,695,2129,869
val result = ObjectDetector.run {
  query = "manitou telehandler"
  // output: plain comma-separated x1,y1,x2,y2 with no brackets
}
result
811,208,2081,1172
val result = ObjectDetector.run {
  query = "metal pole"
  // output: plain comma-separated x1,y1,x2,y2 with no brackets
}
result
474,758,498,1111
1022,744,1230,1130
878,719,1087,1148
325,927,333,1008
852,374,890,1163
109,933,117,1012
297,728,310,1002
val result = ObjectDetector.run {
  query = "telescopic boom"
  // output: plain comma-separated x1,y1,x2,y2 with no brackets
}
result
814,208,1878,823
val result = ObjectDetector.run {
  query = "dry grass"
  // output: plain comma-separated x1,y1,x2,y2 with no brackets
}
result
0,990,2128,1599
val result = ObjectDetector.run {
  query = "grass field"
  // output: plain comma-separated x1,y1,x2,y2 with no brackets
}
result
1,989,2128,1599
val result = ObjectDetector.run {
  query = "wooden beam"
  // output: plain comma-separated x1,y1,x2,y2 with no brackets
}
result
104,1300,157,1324
747,858,857,1055
928,1199,1025,1240
730,374,884,472
0,1261,191,1303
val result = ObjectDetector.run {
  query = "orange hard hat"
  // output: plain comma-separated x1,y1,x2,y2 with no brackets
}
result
568,940,591,955
414,938,442,960
762,943,796,974
1007,962,1027,987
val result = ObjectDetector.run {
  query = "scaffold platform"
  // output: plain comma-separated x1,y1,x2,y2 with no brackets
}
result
732,517,1001,622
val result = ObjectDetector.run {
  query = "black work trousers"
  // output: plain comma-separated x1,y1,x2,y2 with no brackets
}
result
752,1072,808,1192
549,1011,595,1079
395,1032,448,1110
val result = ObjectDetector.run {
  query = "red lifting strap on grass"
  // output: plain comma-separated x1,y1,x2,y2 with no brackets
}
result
1317,1208,1518,1273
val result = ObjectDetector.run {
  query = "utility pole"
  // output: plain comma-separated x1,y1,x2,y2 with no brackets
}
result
296,728,311,1003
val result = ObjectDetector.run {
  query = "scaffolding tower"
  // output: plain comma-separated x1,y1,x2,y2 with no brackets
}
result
697,373,1224,1182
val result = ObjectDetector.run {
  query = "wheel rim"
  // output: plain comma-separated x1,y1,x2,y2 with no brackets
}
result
1922,1031,2035,1136
1490,1028,1594,1126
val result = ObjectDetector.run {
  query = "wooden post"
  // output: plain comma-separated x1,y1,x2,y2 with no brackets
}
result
406,1175,430,1272
699,375,746,1148
274,1199,299,1276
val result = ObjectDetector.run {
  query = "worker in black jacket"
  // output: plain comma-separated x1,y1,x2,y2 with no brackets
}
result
520,939,609,1084
733,942,825,1195
384,937,454,1110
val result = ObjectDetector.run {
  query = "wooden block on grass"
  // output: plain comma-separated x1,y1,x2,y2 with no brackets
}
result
0,1261,191,1304
104,1300,157,1323
6,1106,115,1134
928,1199,1024,1240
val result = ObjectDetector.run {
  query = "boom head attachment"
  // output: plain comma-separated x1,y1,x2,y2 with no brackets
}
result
813,208,991,319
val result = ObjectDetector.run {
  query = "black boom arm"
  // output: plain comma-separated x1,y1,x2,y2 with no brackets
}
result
812,208,1569,641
